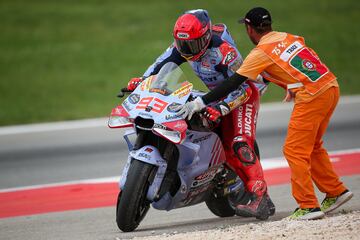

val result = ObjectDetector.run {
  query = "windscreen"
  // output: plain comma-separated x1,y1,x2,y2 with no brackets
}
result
149,62,187,95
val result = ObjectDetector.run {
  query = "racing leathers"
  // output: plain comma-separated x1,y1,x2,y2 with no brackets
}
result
140,24,273,217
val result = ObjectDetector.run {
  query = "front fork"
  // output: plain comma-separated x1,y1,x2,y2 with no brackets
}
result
120,129,178,202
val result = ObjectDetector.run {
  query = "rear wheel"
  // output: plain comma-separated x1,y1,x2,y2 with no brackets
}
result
205,169,250,217
206,187,250,217
206,193,236,217
116,160,154,232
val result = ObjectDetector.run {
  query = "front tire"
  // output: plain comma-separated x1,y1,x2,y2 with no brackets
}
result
116,160,154,232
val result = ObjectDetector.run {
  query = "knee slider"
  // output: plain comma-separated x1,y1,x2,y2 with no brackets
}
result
233,141,256,166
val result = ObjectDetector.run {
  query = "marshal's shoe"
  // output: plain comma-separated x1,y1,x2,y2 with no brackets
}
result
321,190,353,213
288,207,325,220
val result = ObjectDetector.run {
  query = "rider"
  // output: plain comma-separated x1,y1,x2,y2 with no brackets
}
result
126,9,274,219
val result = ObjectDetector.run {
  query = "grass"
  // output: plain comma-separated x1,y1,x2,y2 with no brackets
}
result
0,0,359,126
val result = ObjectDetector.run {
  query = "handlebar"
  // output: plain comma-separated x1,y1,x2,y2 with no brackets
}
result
117,87,133,98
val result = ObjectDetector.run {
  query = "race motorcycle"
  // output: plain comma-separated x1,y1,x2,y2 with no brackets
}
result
108,62,250,232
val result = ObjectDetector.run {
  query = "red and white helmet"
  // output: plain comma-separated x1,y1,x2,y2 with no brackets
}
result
173,9,212,61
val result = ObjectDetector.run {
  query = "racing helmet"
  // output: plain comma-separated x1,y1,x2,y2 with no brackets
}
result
173,9,212,61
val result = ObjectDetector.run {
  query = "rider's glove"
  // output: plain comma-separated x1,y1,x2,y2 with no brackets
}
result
127,77,143,91
204,101,230,123
176,96,206,120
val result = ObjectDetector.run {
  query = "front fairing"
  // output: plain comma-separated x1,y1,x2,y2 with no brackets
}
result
122,77,192,124
114,63,193,143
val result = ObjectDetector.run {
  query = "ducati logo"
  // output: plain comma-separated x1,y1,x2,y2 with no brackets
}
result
177,32,190,39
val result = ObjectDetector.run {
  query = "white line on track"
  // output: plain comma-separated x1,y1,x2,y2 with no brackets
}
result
0,95,359,136
0,118,108,136
0,176,120,193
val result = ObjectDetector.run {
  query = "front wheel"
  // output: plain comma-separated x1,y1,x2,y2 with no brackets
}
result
116,160,154,232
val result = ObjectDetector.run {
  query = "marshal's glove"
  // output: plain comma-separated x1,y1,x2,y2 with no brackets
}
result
204,101,230,123
127,77,143,91
175,96,206,120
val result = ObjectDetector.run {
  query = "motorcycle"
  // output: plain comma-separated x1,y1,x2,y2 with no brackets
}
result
108,62,249,232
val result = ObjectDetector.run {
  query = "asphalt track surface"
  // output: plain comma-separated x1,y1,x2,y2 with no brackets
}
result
0,96,359,240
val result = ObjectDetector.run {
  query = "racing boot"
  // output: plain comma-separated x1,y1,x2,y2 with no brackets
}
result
235,180,270,220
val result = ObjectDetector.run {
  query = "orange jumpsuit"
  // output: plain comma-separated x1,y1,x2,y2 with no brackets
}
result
236,31,347,208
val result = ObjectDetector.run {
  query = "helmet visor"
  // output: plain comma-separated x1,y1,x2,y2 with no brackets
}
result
175,30,211,58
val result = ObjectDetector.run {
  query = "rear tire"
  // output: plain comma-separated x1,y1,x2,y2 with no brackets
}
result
206,193,236,217
206,168,251,218
116,160,154,232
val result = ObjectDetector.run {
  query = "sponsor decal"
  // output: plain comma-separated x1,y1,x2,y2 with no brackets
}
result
138,153,150,160
219,104,230,115
237,105,244,135
141,76,153,91
201,76,217,83
122,100,131,111
163,120,187,132
229,59,242,72
165,114,180,120
111,105,129,117
138,112,152,118
172,83,192,98
128,94,140,104
149,88,168,95
222,50,237,65
174,121,186,129
227,181,243,194
113,106,124,115
153,123,166,129
177,32,189,39
236,104,254,137
191,169,217,188
201,59,210,69
192,134,211,144
227,88,248,109
280,41,302,61
209,49,219,58
244,104,253,137
167,102,182,113
156,159,166,165
145,147,153,153
233,136,245,142
187,182,211,199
